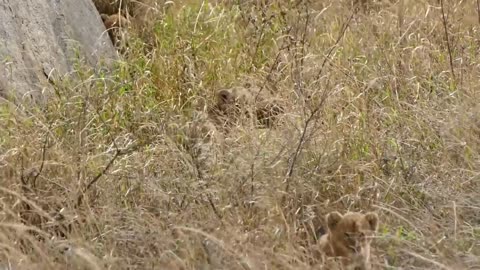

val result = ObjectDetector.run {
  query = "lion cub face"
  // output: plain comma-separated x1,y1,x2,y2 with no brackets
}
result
319,211,379,270
216,87,254,115
211,86,284,128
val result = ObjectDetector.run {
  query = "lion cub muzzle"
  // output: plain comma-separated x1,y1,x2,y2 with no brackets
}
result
318,211,379,270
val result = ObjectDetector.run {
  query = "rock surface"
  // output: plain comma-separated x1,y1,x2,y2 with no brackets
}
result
0,0,117,102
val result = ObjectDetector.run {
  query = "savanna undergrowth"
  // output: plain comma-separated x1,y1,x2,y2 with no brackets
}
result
1,0,479,269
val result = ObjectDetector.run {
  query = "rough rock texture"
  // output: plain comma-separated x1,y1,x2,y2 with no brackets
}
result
0,0,117,102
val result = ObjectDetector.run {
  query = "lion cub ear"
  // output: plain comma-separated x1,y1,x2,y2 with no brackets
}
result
100,13,110,22
365,212,379,231
326,211,343,231
217,89,231,103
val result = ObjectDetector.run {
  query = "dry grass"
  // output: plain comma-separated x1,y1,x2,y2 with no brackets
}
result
1,0,480,269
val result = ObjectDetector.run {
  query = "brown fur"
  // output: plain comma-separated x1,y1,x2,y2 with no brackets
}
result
93,0,161,27
188,111,223,145
94,0,166,49
209,86,284,129
93,0,139,17
100,13,130,50
353,0,396,12
183,110,224,177
318,211,379,270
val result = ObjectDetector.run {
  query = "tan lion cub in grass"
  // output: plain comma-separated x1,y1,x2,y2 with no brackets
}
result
100,13,130,50
209,86,285,129
318,211,379,270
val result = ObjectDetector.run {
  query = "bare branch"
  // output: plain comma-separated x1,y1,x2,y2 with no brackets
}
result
283,11,355,199
206,193,223,220
477,0,480,25
75,144,140,208
313,11,355,85
31,131,49,189
440,0,456,82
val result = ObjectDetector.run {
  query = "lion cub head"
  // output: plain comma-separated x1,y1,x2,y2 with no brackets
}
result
215,87,254,115
318,211,379,270
100,13,130,51
210,86,284,129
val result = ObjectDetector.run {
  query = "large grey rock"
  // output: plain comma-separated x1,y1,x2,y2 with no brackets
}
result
0,0,117,102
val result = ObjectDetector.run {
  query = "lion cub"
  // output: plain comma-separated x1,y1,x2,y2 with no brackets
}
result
318,211,379,270
100,13,130,50
209,86,284,129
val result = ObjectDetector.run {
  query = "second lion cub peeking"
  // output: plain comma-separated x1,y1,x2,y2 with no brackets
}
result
100,13,130,51
209,85,285,129
318,211,379,270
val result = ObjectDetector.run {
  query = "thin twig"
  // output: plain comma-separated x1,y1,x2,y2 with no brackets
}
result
75,149,121,207
292,2,311,99
452,201,457,241
206,193,223,220
255,34,293,101
313,11,355,84
20,156,27,186
283,95,327,198
32,131,49,189
477,0,480,26
397,0,405,75
440,0,456,82
250,6,275,70
283,11,355,200
75,145,139,208
402,250,451,270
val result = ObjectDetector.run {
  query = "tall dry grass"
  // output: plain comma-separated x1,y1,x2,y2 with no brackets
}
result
1,0,479,269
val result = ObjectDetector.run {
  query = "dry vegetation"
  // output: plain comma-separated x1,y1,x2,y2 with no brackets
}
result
1,0,480,269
